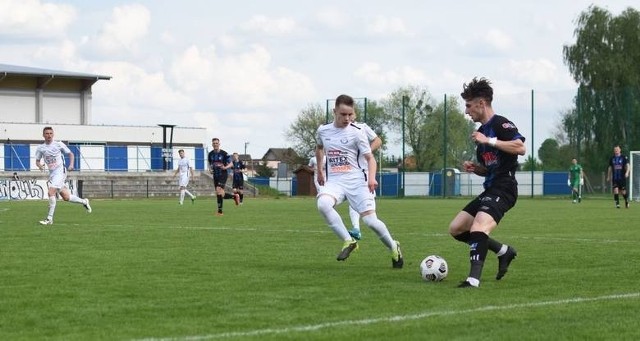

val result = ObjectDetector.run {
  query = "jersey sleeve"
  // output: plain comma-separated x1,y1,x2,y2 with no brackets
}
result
494,116,525,143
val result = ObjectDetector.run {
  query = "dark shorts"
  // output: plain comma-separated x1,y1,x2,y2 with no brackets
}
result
612,178,627,190
233,176,244,190
214,172,228,189
462,187,517,224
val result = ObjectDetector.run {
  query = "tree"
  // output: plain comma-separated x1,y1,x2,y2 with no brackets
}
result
384,85,435,171
420,96,475,170
255,160,273,177
284,103,325,159
520,155,543,171
562,6,640,173
384,86,473,171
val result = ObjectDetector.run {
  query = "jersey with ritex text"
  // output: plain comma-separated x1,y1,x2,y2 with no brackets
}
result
476,115,525,190
35,140,71,172
316,122,371,182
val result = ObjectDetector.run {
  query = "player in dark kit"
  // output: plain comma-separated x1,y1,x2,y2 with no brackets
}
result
607,145,630,208
231,152,246,205
207,138,232,215
448,77,526,288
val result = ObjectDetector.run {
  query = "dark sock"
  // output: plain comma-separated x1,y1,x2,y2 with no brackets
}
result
224,193,234,199
468,231,489,281
239,193,244,202
456,231,502,253
217,195,223,212
614,194,619,204
453,231,470,243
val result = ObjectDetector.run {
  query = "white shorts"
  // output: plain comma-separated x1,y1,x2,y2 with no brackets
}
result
179,174,189,187
48,167,67,189
316,178,376,213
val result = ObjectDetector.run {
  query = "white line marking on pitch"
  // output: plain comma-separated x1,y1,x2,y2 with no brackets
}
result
133,292,640,341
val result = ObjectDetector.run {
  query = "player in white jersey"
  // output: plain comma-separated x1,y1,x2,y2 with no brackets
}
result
315,94,403,268
173,149,196,205
35,126,92,225
347,116,382,240
309,120,381,241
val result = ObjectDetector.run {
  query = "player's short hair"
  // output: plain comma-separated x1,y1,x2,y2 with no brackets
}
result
461,77,493,103
335,94,355,108
178,149,185,153
43,126,53,133
212,138,220,143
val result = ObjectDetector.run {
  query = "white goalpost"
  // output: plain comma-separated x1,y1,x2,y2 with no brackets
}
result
630,151,640,202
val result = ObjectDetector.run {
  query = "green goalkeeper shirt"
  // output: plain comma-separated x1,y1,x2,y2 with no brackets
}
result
569,164,582,183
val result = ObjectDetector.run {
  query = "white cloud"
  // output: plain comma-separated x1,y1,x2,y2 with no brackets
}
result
88,61,193,126
354,62,427,87
507,58,564,84
0,0,75,38
171,44,316,108
93,4,151,53
315,8,349,30
240,15,298,36
365,15,411,36
484,28,514,51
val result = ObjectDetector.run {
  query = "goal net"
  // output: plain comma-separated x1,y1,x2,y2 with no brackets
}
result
631,151,640,202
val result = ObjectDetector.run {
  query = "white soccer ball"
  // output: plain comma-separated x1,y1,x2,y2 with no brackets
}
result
420,255,449,282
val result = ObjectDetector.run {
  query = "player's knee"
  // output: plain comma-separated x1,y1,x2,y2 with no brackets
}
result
317,195,335,214
361,213,379,227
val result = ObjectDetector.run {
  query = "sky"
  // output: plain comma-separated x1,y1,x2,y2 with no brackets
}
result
1,0,637,161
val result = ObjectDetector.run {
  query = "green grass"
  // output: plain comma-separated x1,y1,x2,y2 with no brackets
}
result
1,196,638,340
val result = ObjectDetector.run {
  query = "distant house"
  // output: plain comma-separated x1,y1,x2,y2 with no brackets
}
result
261,148,301,176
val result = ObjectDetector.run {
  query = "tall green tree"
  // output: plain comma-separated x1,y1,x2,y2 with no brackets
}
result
562,5,640,173
421,96,475,170
284,103,325,159
384,85,435,171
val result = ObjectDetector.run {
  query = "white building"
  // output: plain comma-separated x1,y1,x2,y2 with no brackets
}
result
0,64,207,172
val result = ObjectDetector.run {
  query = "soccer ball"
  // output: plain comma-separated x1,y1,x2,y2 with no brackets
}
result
420,255,448,282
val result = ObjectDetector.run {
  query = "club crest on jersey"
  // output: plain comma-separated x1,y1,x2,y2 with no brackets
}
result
482,151,498,166
502,122,517,129
340,138,349,144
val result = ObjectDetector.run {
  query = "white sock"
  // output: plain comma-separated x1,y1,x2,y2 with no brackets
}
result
465,277,480,287
496,244,508,257
348,205,360,230
68,195,84,204
180,189,185,204
185,189,194,198
317,195,351,240
47,196,57,220
362,213,395,250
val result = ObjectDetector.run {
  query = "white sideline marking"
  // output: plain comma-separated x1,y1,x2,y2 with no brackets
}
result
134,292,640,341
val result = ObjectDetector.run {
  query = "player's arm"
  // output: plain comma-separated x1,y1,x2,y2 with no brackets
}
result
364,152,378,193
370,136,382,153
625,159,630,178
607,164,612,181
35,151,44,171
315,145,325,186
462,160,488,176
475,132,526,156
66,150,75,171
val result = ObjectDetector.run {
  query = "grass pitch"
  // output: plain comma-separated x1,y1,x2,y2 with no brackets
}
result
1,196,638,340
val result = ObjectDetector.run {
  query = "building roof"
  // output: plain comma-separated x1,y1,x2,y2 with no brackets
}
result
0,63,111,80
262,148,300,162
